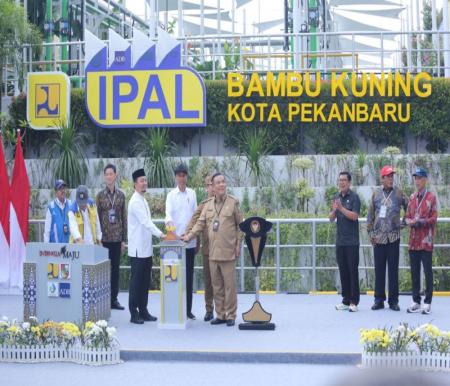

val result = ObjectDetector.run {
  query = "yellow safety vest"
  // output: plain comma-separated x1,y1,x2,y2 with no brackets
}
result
70,204,98,243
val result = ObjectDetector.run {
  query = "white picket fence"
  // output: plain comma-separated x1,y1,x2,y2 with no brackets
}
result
0,344,121,366
362,351,450,372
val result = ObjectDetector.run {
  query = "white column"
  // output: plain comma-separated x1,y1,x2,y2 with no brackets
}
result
415,0,421,71
217,0,221,35
443,0,450,77
178,0,183,37
149,0,157,39
293,0,301,70
431,0,437,74
200,0,205,62
232,0,236,35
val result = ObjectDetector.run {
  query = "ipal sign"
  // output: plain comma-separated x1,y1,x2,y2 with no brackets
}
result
85,28,206,128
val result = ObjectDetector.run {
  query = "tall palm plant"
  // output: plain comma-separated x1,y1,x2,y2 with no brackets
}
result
46,119,88,188
236,128,275,187
135,128,174,188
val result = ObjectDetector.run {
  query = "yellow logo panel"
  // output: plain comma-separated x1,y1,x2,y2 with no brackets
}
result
27,72,70,130
85,69,205,128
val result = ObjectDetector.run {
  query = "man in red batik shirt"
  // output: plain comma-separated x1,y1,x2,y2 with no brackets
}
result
405,167,438,315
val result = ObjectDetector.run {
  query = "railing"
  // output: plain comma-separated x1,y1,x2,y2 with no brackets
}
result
2,30,450,98
28,217,450,293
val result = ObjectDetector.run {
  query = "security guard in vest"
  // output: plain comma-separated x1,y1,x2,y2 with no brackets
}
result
68,185,102,244
44,179,72,243
182,172,243,327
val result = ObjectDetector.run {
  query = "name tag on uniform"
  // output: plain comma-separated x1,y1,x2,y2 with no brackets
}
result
213,219,220,232
379,205,387,219
108,208,117,224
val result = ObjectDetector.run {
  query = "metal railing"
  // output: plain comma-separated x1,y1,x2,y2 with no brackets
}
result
28,217,450,293
2,30,450,97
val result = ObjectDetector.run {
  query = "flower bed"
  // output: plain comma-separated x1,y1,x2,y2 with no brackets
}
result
360,323,450,372
0,317,121,366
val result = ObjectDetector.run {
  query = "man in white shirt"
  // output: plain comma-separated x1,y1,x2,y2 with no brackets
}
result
44,179,71,243
165,163,198,320
68,185,102,244
128,168,166,324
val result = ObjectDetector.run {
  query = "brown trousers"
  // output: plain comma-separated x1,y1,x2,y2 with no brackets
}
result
203,254,214,312
209,259,237,320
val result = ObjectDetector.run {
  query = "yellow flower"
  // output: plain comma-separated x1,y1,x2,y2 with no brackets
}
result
425,324,441,338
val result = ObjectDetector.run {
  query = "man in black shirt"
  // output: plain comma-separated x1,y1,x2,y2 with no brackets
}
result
329,172,361,312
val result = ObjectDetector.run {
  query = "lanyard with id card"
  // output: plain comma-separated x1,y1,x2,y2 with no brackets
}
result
213,200,225,232
415,190,427,220
379,190,393,219
57,200,70,234
107,191,117,224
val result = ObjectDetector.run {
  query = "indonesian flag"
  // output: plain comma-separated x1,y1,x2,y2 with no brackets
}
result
9,131,30,290
0,135,10,289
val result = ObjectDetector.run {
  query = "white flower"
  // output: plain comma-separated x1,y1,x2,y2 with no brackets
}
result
396,325,406,334
1,316,8,322
22,322,31,330
106,327,116,336
96,320,107,328
92,325,102,334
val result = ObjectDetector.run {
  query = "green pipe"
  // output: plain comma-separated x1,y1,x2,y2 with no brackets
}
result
61,0,69,73
45,0,53,71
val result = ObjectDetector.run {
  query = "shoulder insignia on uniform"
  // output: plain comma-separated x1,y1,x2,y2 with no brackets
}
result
227,194,240,204
201,197,214,204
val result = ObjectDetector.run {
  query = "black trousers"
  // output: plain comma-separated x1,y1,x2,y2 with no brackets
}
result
128,256,152,316
374,239,400,305
103,241,121,303
409,250,433,304
336,245,360,305
186,247,195,314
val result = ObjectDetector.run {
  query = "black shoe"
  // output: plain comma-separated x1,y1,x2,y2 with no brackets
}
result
111,300,125,310
389,303,400,311
226,319,235,327
204,312,214,322
139,311,157,322
210,318,226,325
187,312,196,320
371,302,385,310
130,315,144,324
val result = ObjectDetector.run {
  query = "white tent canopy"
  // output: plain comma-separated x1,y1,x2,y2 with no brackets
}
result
331,8,401,32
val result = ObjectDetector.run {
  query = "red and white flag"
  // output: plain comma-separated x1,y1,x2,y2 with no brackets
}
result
0,134,10,289
9,131,30,290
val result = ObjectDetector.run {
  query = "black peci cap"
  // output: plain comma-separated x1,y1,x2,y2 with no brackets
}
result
132,168,146,182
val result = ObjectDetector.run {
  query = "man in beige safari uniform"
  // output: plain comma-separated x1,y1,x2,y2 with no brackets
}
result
186,175,215,322
182,172,243,327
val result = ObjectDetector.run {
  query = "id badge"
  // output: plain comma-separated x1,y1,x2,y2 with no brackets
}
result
63,223,69,235
379,205,387,219
108,209,117,224
213,219,220,232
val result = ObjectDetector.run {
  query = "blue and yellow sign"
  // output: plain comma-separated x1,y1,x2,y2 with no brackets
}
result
27,72,70,130
84,28,206,128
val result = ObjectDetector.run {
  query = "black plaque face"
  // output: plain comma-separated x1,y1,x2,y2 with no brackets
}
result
239,217,273,267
